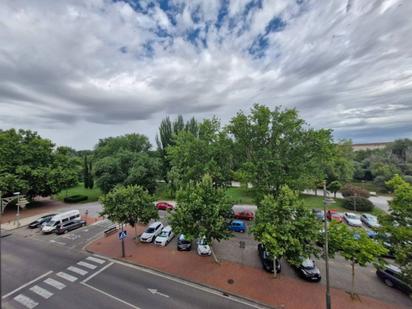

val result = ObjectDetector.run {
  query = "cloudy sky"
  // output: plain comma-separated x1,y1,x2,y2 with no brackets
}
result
1,0,411,149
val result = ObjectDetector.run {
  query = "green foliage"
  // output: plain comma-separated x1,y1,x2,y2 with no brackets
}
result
327,180,342,197
167,118,233,190
94,135,160,194
64,195,88,203
170,175,233,246
100,185,158,227
381,175,412,287
228,104,335,198
328,223,388,297
326,140,355,184
0,129,81,198
342,196,374,211
341,183,370,198
251,186,321,268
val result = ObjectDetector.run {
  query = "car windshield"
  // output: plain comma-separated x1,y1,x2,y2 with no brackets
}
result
145,227,155,233
159,231,168,237
301,259,315,269
46,220,56,226
347,214,358,219
199,238,207,245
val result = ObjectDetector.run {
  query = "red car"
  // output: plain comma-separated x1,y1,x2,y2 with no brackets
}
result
326,210,342,223
156,202,174,210
234,210,254,221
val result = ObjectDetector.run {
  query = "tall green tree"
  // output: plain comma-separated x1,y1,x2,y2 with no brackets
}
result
251,186,321,277
326,140,355,184
170,174,233,262
228,104,334,199
381,175,412,288
328,223,387,298
100,185,158,238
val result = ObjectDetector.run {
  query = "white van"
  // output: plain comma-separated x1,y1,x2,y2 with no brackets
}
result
42,210,80,233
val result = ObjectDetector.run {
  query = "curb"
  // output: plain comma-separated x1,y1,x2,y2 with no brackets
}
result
85,246,278,309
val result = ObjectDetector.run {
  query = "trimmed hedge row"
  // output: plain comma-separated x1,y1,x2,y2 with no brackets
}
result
342,196,374,211
64,195,88,203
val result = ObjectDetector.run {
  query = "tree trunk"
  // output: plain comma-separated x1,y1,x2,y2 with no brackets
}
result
273,257,277,278
351,261,355,298
315,188,318,196
134,224,138,240
211,246,220,264
334,191,336,198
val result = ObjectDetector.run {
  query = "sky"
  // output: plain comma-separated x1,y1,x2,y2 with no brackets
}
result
1,0,411,150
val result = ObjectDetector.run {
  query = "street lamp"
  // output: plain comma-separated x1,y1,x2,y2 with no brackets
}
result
323,182,335,309
13,192,20,227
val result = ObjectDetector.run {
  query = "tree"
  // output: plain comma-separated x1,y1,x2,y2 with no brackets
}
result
228,104,335,199
170,174,233,262
251,186,321,277
328,223,387,298
100,185,158,238
0,129,81,199
381,175,412,288
326,140,355,184
327,180,341,198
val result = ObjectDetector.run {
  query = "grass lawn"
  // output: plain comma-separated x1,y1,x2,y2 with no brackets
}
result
225,187,256,204
55,183,102,203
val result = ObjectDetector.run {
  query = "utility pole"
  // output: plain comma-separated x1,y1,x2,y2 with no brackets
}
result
323,181,332,309
14,192,21,227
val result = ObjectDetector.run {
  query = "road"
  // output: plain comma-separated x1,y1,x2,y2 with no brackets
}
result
1,233,265,309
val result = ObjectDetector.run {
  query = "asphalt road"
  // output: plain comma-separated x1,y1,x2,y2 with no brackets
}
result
1,234,265,309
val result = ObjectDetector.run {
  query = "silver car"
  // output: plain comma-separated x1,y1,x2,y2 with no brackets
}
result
361,213,380,228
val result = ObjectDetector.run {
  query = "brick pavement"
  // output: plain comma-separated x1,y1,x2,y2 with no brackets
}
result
87,224,407,309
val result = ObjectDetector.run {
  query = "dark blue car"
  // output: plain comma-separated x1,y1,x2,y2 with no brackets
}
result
228,220,246,233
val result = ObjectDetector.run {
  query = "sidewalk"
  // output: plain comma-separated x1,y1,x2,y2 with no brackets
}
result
87,225,407,309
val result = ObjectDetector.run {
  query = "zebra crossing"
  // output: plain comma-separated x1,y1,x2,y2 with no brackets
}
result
7,256,108,309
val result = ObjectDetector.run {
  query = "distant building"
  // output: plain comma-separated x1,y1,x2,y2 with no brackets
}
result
352,142,390,151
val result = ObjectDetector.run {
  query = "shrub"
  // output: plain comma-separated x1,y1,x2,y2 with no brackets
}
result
343,197,374,211
341,183,370,198
403,175,412,185
64,195,88,203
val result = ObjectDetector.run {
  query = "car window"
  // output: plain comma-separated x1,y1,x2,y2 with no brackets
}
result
146,227,155,233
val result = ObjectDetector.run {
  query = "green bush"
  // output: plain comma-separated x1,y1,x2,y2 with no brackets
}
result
403,175,412,185
341,183,370,198
343,196,374,211
64,195,88,203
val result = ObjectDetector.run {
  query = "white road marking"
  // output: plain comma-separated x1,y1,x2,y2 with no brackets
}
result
81,282,140,309
29,285,53,299
56,272,78,282
148,288,169,298
82,262,114,284
77,261,97,270
49,239,66,245
14,294,38,309
2,271,53,299
86,256,106,264
43,278,66,290
67,266,88,276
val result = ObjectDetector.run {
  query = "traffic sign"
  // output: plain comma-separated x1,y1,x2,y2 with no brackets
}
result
118,230,127,240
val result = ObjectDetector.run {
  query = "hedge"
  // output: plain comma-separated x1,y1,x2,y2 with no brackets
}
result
341,183,370,198
64,195,88,203
343,196,374,212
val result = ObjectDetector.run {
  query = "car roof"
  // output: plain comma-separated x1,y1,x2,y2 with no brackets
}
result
232,220,244,224
345,212,356,216
162,225,172,232
149,221,162,228
386,264,401,273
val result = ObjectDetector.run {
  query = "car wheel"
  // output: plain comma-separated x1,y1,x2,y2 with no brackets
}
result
384,279,394,288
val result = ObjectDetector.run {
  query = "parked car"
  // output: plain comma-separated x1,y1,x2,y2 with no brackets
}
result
156,202,174,211
292,258,321,282
154,225,174,246
257,244,281,273
228,220,246,233
28,214,56,229
140,222,164,242
197,237,211,256
326,210,342,222
234,210,254,221
376,265,412,294
312,209,325,221
343,212,362,227
42,210,80,233
376,232,395,258
55,220,86,234
177,234,192,251
360,213,380,228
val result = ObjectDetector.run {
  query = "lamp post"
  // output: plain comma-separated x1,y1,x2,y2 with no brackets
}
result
323,181,335,309
14,192,20,227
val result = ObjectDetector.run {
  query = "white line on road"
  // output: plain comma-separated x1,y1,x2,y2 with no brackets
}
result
81,262,114,284
29,285,53,299
81,282,140,309
56,272,78,282
148,288,169,298
2,271,53,299
77,261,97,270
86,256,106,264
67,266,88,276
43,278,66,290
14,294,39,309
